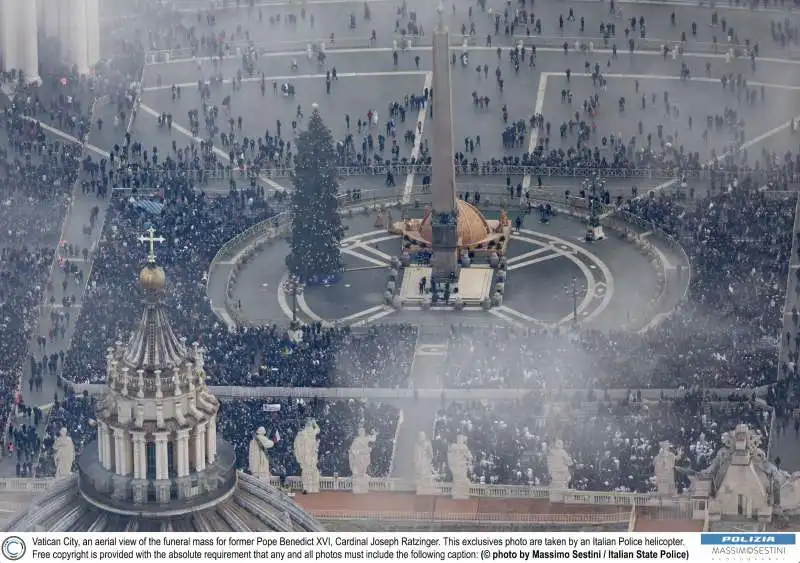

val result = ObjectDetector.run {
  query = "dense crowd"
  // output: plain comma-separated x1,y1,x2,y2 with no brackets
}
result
443,188,791,390
37,394,96,477
59,184,418,387
432,393,771,492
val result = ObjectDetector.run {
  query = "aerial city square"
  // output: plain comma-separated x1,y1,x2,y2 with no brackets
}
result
0,0,799,535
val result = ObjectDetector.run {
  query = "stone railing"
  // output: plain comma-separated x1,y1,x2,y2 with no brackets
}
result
0,477,56,491
114,164,719,181
0,475,700,516
56,380,769,399
309,510,631,525
604,210,692,331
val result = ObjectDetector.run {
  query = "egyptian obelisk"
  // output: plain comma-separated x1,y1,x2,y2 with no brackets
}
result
429,3,460,284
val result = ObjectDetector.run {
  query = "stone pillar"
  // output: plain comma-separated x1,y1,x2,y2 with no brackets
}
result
99,422,113,470
154,433,169,480
0,0,20,75
206,415,217,464
19,0,39,83
131,432,146,479
85,0,100,68
70,0,88,74
194,422,207,472
113,427,127,475
176,429,190,477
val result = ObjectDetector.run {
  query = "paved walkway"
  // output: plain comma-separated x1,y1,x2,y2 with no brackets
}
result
0,100,123,474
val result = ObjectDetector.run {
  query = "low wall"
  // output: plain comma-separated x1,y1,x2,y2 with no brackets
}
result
0,475,700,513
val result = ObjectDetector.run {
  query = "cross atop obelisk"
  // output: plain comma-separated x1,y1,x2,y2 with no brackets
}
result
138,227,166,264
429,1,460,284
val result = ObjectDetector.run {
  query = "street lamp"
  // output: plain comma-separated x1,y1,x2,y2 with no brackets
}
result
282,274,304,327
564,276,586,326
583,175,606,241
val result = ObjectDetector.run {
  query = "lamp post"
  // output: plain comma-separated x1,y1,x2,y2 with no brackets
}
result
282,274,304,327
583,175,606,241
564,276,586,326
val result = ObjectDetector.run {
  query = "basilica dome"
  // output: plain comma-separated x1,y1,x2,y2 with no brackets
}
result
419,200,493,247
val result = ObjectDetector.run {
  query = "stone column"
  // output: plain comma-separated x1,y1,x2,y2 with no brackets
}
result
154,433,169,480
19,0,39,83
131,432,146,479
0,0,20,75
85,0,100,68
113,427,126,475
99,422,113,470
176,429,190,477
70,0,89,74
194,422,208,472
206,415,217,464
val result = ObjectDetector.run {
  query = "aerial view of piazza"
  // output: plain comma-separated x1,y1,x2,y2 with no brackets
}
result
0,0,799,535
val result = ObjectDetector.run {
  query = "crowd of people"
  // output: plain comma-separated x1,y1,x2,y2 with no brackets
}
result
3,0,800,499
443,186,791,390
432,393,771,493
60,182,418,387
37,393,96,477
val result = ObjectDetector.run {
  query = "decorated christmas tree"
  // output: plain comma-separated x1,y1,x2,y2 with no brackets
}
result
286,106,344,283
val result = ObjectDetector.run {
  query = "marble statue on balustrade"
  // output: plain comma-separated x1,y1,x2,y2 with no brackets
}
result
53,428,75,479
248,427,275,482
547,439,573,490
414,431,435,495
653,441,679,496
294,419,321,493
447,435,473,500
349,426,377,494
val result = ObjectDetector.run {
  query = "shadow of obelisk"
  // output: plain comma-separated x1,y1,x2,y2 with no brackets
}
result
429,3,460,286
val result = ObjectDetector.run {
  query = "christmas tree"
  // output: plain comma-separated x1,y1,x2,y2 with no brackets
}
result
286,106,344,282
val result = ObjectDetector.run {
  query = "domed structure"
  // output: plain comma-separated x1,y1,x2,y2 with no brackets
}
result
392,199,510,255
4,233,324,533
139,264,166,292
419,200,492,248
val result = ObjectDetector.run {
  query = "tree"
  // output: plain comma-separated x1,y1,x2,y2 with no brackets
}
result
286,107,344,282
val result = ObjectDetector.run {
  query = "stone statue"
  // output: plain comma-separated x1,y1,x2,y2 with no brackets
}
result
547,439,573,490
53,428,75,478
134,404,144,428
349,426,377,494
447,435,473,499
294,419,320,493
653,441,678,496
414,431,435,495
248,427,275,481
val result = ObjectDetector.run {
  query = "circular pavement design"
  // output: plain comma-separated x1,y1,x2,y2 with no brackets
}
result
243,213,662,330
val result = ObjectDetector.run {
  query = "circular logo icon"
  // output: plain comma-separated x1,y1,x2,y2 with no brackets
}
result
1,537,25,561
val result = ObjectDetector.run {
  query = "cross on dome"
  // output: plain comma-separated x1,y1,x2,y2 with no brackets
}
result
138,227,166,264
